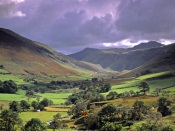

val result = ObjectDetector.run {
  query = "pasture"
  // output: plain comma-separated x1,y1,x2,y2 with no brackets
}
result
20,111,68,123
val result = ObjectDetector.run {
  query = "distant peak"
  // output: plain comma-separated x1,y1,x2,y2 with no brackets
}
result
132,41,163,50
83,47,99,51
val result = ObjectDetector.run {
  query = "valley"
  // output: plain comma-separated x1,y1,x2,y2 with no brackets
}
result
0,28,175,131
1,67,175,130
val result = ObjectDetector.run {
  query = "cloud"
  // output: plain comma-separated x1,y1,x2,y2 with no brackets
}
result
0,0,175,54
0,0,26,18
115,0,175,41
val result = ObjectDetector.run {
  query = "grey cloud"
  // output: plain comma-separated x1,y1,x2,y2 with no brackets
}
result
0,0,175,54
0,0,26,17
115,0,175,41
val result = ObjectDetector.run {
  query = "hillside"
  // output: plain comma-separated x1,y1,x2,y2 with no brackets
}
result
0,28,104,75
69,42,168,71
122,44,175,77
131,41,163,50
68,48,99,60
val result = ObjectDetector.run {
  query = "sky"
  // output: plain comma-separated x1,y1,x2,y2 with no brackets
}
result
0,0,175,54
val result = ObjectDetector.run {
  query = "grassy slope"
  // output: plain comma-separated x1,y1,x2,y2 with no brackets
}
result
102,70,175,96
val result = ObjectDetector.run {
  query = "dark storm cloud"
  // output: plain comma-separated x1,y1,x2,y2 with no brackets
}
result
116,0,175,41
0,0,175,54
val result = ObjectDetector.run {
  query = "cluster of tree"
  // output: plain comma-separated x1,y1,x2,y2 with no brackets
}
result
9,100,30,112
0,80,18,94
69,96,174,131
49,80,81,88
9,98,53,112
106,90,137,100
69,101,149,130
22,78,109,95
137,123,174,131
65,89,106,105
79,82,111,93
31,98,53,111
0,109,46,131
22,80,83,95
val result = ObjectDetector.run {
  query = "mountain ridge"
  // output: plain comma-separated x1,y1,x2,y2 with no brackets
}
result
69,41,168,71
0,28,104,75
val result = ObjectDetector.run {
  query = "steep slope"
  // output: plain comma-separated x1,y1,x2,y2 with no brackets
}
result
69,48,99,60
122,44,175,77
69,41,165,71
0,28,104,75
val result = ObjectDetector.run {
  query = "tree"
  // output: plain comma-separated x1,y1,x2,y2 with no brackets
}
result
24,118,46,131
49,113,62,131
101,83,111,92
31,101,39,110
9,101,21,112
157,97,172,116
40,98,53,107
106,91,118,100
85,113,100,130
90,93,106,103
0,80,18,94
68,101,87,117
101,122,122,131
0,109,22,131
139,81,150,95
38,104,45,111
20,100,30,111
133,101,145,112
131,101,148,120
98,104,117,121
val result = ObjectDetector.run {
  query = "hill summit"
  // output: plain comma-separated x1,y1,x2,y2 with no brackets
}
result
132,41,163,50
0,28,104,75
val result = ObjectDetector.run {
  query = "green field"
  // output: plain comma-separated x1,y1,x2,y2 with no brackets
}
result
1,70,175,131
108,71,175,95
38,93,72,104
0,90,72,105
20,111,68,123
0,69,28,85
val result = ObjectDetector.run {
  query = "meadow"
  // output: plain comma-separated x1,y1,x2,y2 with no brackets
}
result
20,111,68,123
1,70,175,130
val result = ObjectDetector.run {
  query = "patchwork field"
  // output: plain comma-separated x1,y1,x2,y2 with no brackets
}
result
1,70,175,131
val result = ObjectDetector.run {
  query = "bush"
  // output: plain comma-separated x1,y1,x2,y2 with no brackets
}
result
137,123,158,131
101,122,122,131
161,125,174,131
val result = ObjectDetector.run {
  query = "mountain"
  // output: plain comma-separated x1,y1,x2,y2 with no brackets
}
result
0,28,104,75
68,48,99,61
131,41,163,50
122,44,175,77
69,41,166,71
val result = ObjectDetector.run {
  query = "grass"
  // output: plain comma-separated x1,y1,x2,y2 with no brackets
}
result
0,90,72,105
38,93,72,105
20,111,68,123
147,77,175,92
0,93,32,101
0,73,28,85
93,95,158,107
137,70,175,80
110,71,175,95
0,101,9,110
0,69,9,73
